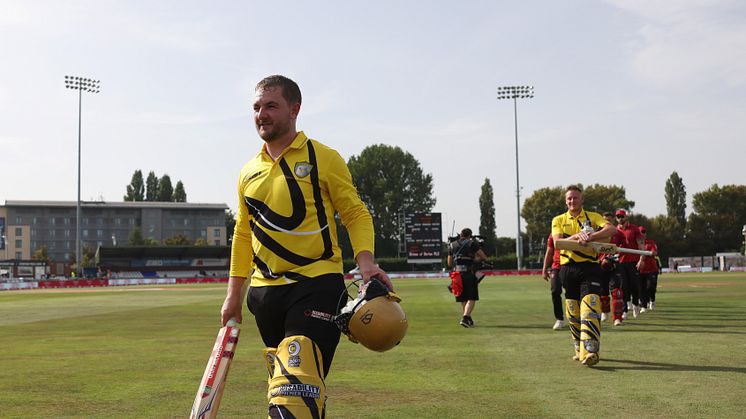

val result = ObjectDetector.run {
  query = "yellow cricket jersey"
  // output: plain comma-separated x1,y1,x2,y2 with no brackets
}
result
551,209,609,265
229,131,374,287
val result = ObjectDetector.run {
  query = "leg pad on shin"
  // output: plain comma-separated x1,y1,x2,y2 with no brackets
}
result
267,336,326,419
600,295,610,314
565,299,580,360
580,294,601,364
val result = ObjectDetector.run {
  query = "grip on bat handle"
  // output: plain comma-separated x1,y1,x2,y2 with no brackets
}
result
226,318,238,327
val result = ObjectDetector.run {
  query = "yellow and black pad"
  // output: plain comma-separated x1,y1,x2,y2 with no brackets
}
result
267,336,326,419
263,347,276,387
565,299,580,360
580,294,601,364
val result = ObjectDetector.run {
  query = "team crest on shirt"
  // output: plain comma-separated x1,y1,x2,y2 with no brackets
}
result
294,162,313,178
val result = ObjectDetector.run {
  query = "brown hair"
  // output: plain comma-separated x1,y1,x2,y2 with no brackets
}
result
565,184,582,193
255,75,302,105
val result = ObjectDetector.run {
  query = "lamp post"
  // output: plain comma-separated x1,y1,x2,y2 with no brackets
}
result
64,76,101,277
497,85,534,271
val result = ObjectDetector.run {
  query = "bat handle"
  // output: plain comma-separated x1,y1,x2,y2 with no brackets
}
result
226,318,238,327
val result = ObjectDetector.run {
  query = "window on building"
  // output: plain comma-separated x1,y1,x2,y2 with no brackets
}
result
15,227,22,236
214,229,220,237
115,218,121,226
65,230,71,238
214,240,220,246
64,218,70,225
83,230,89,238
32,217,38,225
15,251,22,259
50,217,56,225
15,239,22,248
49,230,56,238
31,229,36,237
200,230,206,237
15,216,22,223
96,218,103,226
65,241,71,249
184,219,189,226
97,230,103,238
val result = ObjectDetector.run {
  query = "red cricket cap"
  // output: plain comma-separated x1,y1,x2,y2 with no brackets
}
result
615,209,627,217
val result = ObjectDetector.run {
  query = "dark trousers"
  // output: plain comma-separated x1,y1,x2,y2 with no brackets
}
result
248,275,346,377
640,272,658,305
559,262,603,301
617,262,641,310
550,268,563,320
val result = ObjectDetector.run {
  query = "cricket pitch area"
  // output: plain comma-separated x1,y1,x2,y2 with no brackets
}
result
1,272,745,417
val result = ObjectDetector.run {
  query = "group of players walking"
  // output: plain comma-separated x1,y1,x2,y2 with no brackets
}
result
538,185,660,366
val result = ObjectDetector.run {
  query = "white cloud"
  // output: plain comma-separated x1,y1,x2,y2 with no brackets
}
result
608,0,746,87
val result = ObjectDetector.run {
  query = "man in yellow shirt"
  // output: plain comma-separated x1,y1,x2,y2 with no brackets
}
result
220,75,392,418
551,185,617,366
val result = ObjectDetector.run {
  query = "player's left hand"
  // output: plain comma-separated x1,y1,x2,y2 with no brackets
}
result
356,250,394,291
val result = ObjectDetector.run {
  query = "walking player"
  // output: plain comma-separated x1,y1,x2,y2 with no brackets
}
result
552,185,617,366
541,233,564,330
221,75,392,417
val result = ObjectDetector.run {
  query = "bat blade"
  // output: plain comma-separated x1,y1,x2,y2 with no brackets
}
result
190,320,241,419
554,239,653,256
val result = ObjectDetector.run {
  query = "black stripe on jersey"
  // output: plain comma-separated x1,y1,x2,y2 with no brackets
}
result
251,219,318,266
307,141,334,259
254,255,280,279
244,160,306,231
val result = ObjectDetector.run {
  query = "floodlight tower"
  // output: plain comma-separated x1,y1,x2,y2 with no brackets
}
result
64,76,101,277
497,85,534,271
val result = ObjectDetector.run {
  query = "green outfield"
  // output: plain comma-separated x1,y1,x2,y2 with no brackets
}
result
1,273,745,418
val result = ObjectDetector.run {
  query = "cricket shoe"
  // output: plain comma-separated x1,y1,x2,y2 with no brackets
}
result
601,312,609,322
582,353,599,367
632,305,641,318
460,318,471,328
649,301,656,311
466,316,475,327
622,311,628,320
640,306,648,314
553,320,565,330
614,319,623,326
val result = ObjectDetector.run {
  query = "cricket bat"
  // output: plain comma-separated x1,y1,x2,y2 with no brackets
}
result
190,281,248,419
554,238,653,256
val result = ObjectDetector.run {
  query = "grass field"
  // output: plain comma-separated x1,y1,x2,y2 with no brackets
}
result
1,272,745,418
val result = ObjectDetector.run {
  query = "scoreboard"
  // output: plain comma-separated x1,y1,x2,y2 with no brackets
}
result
404,213,442,264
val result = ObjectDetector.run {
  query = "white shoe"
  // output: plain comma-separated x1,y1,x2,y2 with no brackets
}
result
649,301,655,310
601,312,609,322
614,319,623,326
633,305,641,318
622,311,628,320
553,320,565,330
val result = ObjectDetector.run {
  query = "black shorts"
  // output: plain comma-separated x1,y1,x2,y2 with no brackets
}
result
247,274,346,376
456,271,479,302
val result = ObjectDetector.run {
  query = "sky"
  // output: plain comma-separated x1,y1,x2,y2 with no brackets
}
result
1,0,745,239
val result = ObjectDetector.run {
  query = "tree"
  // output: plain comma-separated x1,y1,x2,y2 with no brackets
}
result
158,174,174,202
665,171,687,227
478,178,498,256
194,237,208,246
128,227,144,245
688,184,746,253
173,181,187,202
81,245,96,268
32,245,50,262
650,214,689,263
225,209,236,244
582,184,635,214
124,170,145,201
347,144,436,257
521,186,564,246
164,234,192,246
146,171,159,201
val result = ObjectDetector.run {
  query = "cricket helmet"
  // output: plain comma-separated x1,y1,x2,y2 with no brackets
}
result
333,278,408,352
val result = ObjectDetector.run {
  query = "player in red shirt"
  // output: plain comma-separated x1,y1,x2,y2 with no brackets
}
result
541,233,564,330
613,209,645,320
637,227,659,311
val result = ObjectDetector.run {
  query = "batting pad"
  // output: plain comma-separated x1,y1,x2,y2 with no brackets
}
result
565,299,580,359
580,294,601,363
268,336,326,419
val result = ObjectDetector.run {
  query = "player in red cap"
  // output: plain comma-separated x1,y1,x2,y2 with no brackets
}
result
637,226,660,311
612,209,645,322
